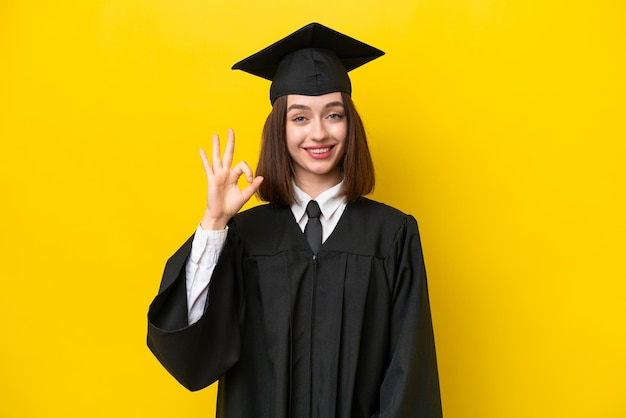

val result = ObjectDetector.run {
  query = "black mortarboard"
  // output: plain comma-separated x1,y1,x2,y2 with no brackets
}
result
232,23,385,104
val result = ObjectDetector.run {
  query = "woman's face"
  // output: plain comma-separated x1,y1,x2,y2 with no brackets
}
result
285,92,347,186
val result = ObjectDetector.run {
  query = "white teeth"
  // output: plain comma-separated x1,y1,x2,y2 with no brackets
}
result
309,147,330,154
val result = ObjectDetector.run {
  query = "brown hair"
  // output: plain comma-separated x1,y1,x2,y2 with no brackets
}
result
256,92,375,206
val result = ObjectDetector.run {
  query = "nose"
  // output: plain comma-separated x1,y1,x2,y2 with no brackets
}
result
308,117,329,141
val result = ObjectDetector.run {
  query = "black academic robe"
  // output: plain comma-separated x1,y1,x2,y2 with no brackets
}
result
147,197,442,418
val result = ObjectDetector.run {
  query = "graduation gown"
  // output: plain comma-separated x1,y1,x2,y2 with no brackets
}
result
147,197,442,417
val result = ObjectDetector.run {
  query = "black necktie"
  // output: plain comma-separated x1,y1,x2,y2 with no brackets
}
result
305,200,322,254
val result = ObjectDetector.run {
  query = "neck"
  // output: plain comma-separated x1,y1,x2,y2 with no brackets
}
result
294,174,342,199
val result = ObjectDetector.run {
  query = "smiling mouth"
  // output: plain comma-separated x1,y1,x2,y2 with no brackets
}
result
305,145,334,154
308,147,332,154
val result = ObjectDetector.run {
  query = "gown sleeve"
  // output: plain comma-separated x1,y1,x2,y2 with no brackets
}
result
146,224,243,391
376,215,442,417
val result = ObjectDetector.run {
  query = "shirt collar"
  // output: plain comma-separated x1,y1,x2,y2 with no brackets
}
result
292,181,345,222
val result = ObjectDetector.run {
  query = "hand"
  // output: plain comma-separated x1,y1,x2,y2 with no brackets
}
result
198,128,264,230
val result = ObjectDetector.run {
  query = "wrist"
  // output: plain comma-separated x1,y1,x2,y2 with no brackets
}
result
200,210,228,231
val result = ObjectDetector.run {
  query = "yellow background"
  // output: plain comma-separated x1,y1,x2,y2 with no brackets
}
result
1,1,625,417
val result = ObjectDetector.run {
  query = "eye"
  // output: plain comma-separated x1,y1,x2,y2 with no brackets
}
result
327,113,344,120
292,115,307,122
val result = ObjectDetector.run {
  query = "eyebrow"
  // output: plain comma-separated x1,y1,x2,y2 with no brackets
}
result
287,101,345,112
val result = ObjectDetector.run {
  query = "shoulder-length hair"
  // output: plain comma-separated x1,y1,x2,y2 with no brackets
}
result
256,92,375,206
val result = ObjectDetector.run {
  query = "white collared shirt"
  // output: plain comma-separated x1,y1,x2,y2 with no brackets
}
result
185,182,348,324
291,181,347,243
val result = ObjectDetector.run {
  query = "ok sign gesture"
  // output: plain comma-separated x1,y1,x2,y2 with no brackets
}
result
199,128,264,230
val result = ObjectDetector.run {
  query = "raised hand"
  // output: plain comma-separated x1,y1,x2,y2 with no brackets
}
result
199,128,263,230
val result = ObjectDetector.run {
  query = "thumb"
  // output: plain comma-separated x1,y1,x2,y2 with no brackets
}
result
239,176,264,202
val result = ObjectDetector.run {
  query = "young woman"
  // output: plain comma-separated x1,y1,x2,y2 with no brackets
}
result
148,23,442,417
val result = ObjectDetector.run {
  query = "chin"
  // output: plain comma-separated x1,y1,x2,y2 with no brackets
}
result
308,166,337,176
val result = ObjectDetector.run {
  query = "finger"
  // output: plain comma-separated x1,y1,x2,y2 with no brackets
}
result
240,176,264,202
232,161,254,183
222,128,235,169
199,148,212,177
211,133,222,169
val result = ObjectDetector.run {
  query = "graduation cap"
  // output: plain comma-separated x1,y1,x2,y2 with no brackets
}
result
232,23,385,104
